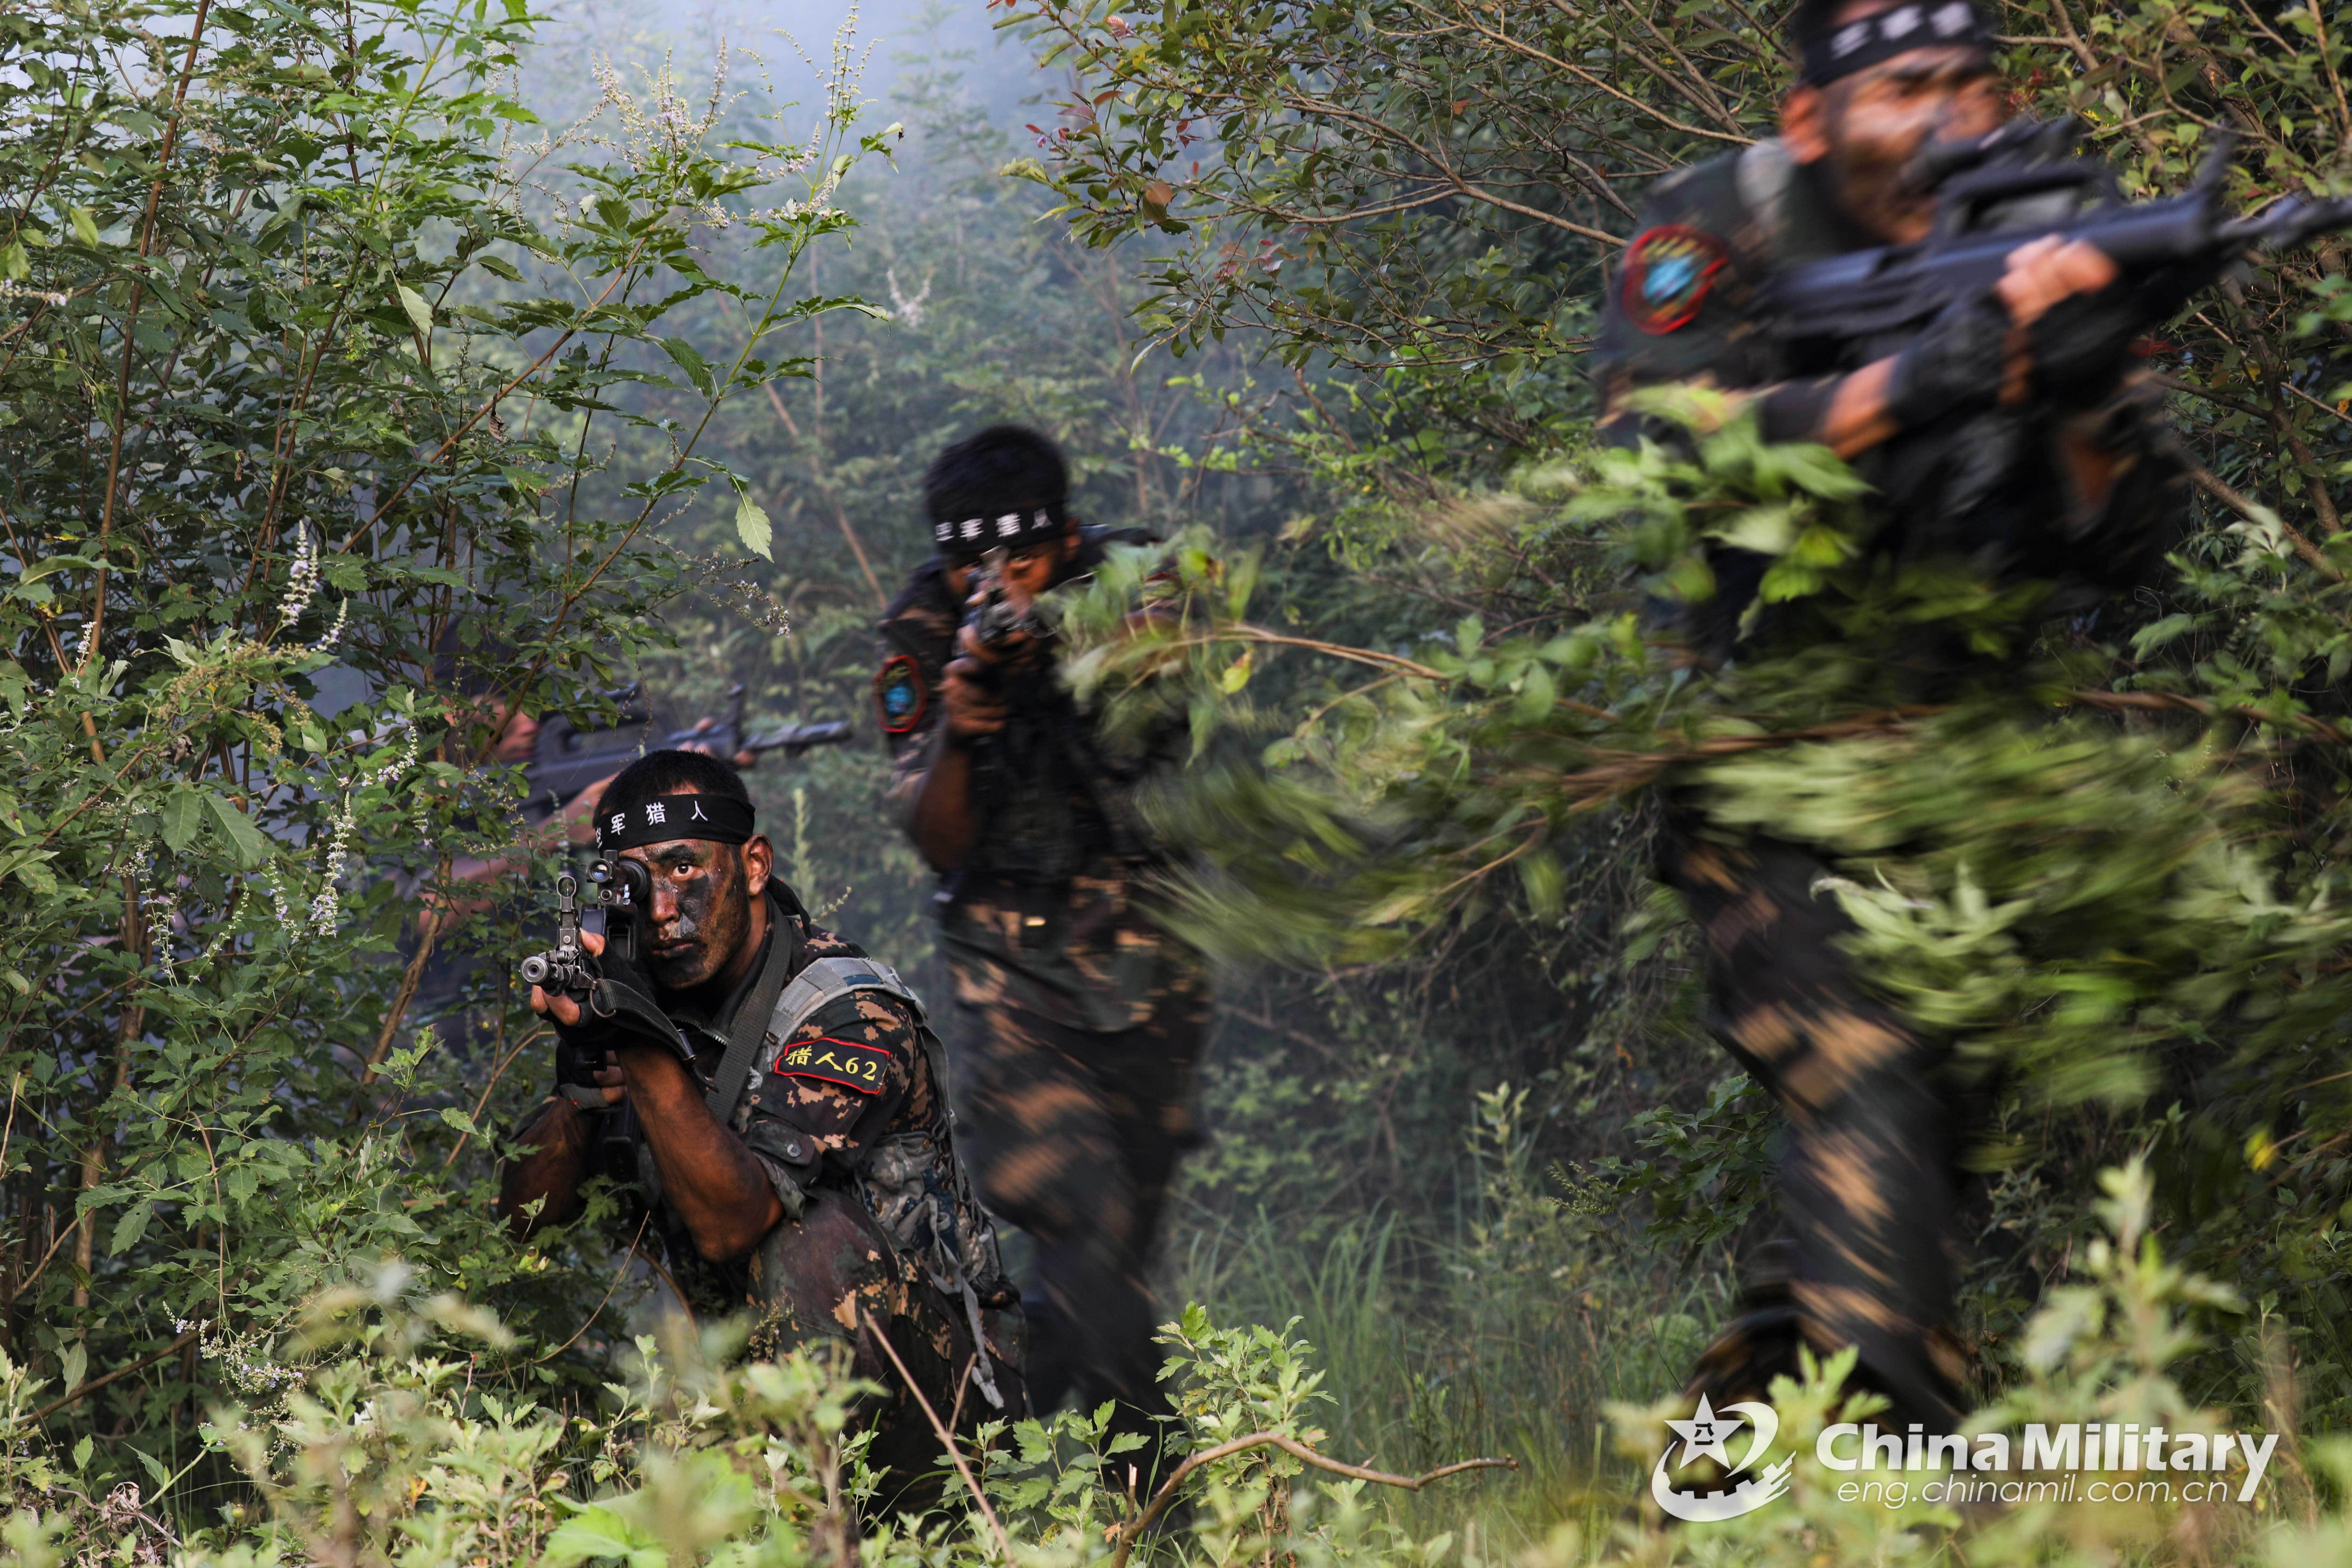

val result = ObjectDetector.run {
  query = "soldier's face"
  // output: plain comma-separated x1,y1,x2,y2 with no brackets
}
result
945,526,1079,600
1002,531,1077,595
620,828,773,991
1786,46,2003,245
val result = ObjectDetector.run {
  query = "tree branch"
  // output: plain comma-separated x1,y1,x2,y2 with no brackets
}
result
1109,1432,1515,1568
860,1304,1013,1562
30,1329,200,1426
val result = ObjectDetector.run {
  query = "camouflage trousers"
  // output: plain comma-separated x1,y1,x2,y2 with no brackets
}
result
1659,817,1972,1431
944,961,1208,1477
746,1189,1026,1514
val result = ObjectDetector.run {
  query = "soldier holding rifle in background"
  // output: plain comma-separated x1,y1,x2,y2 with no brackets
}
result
875,425,1207,1483
1594,0,2352,1434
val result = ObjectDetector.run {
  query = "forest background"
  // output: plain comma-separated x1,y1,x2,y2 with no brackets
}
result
5,0,2352,1561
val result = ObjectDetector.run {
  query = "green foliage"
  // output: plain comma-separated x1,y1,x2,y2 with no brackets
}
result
1069,376,2352,1426
0,0,890,1518
0,1158,2332,1564
993,0,1781,457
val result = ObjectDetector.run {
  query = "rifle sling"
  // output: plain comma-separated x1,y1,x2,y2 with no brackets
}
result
705,923,798,1130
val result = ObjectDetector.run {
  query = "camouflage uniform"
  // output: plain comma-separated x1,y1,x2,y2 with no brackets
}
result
592,886,1023,1510
1597,141,2186,1429
875,529,1209,1462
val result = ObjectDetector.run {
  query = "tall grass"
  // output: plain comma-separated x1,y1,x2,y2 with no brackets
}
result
1168,1087,1738,1540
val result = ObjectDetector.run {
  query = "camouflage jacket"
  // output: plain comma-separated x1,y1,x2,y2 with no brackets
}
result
1594,138,2185,667
636,888,1002,1317
874,527,1205,1034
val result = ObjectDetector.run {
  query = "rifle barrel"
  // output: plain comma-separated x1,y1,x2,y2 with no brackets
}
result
747,720,853,754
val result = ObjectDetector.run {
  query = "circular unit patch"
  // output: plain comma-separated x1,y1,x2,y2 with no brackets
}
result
1622,225,1729,336
874,653,928,735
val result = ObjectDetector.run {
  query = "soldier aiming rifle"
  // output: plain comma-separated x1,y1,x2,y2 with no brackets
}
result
524,681,851,819
1594,0,2352,1437
876,425,1208,1485
498,747,1022,1513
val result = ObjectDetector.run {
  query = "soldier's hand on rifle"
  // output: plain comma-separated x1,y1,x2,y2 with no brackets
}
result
1884,234,2121,433
526,930,631,1105
554,1028,629,1108
1995,234,2125,404
679,715,757,769
529,928,604,1030
955,616,1040,668
942,650,1010,740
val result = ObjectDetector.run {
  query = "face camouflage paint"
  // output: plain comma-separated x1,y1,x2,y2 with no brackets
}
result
629,837,751,991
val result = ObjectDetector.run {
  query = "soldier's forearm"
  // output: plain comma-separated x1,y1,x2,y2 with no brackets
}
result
1744,357,1902,459
616,1046,784,1261
1818,358,1902,457
498,1098,593,1241
907,727,980,873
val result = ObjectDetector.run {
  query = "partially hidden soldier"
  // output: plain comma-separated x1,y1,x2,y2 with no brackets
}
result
1594,0,2190,1432
874,425,1208,1480
498,749,1022,1511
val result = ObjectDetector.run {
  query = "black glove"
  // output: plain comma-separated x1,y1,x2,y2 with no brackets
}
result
2025,284,2152,407
1885,288,2014,432
552,1036,611,1110
550,922,692,1066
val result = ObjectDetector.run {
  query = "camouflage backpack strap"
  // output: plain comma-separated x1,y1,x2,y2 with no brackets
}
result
760,955,932,1060
751,954,958,1141
1734,136,1799,263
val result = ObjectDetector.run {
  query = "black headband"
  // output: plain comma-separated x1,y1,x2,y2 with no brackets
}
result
1802,0,1990,86
594,792,756,852
931,499,1068,558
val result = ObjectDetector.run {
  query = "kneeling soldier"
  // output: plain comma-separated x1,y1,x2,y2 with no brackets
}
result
499,749,1022,1510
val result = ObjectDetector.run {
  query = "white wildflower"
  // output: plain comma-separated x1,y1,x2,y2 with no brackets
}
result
0,279,70,308
312,596,348,652
309,791,360,932
887,268,930,328
262,862,299,931
277,527,320,629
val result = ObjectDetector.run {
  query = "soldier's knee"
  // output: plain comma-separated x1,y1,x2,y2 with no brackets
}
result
747,1190,897,1351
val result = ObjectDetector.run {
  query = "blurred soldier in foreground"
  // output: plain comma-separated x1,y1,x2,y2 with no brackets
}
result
1595,0,2189,1430
498,749,1021,1509
875,425,1206,1479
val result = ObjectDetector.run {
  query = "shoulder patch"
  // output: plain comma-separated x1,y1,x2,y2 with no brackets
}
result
874,653,927,735
770,1035,894,1094
1622,225,1729,336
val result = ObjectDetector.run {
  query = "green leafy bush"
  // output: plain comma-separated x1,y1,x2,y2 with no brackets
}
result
0,0,890,1513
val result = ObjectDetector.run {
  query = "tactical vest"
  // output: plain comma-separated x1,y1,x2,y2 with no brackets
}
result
960,523,1169,888
710,954,1013,1408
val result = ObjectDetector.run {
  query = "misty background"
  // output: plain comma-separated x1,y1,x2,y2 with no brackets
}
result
448,0,1706,1503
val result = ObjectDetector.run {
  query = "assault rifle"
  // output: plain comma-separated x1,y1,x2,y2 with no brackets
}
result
525,682,852,811
1760,119,2352,369
518,855,657,1191
966,544,1054,651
